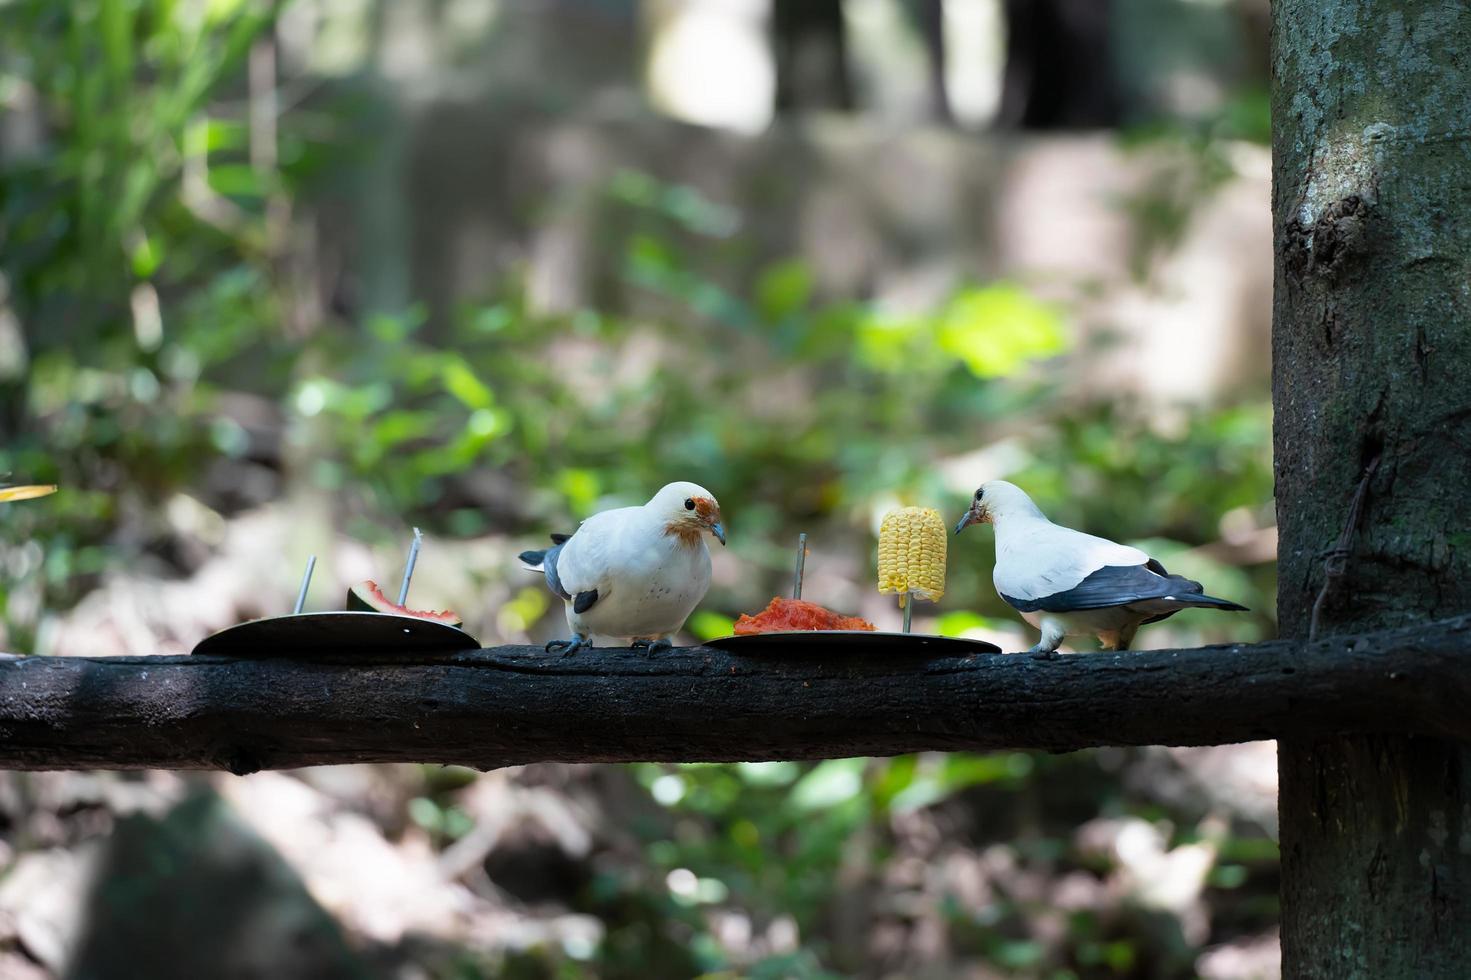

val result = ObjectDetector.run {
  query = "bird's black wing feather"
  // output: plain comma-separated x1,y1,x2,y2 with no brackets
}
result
1001,563,1205,613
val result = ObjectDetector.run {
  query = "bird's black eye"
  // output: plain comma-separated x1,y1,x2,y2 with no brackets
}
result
975,489,984,501
684,497,695,510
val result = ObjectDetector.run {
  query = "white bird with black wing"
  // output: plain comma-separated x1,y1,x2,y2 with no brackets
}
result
519,482,726,655
954,481,1246,656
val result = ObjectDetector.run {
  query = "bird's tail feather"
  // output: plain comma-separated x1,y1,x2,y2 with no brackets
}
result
1160,573,1248,612
518,548,546,570
1179,592,1249,612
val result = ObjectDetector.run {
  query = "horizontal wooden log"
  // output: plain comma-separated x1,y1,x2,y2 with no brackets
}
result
0,616,1468,773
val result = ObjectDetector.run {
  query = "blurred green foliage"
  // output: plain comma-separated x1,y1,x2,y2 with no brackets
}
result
0,3,1279,977
1116,85,1271,282
1,0,293,639
401,749,1279,979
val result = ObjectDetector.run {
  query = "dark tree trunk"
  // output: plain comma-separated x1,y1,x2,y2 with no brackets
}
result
915,0,953,125
997,0,1118,129
1272,1,1471,975
773,0,853,113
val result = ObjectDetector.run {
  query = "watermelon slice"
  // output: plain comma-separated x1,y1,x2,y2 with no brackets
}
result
346,580,462,628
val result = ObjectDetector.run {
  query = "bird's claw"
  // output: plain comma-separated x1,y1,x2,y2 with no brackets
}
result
630,638,673,656
546,635,590,657
1027,646,1061,662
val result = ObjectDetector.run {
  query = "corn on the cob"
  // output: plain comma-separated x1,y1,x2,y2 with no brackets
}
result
877,506,947,603
0,485,57,503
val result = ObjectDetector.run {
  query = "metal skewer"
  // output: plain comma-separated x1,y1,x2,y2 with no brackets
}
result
293,555,316,615
792,532,808,600
397,527,422,606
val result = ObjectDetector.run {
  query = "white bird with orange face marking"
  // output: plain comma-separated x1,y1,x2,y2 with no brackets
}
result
519,482,726,655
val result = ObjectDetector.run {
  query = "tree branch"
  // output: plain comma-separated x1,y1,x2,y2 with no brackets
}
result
2,617,1468,774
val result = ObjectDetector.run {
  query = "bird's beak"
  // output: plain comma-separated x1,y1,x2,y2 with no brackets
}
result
709,521,726,546
955,507,980,535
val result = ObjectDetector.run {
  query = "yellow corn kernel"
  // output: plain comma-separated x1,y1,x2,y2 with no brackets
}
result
877,506,947,602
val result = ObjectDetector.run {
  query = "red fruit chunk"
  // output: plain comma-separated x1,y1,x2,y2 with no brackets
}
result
347,580,462,627
732,597,875,635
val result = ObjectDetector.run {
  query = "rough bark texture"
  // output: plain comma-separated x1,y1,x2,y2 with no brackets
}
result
1272,2,1471,975
0,618,1467,773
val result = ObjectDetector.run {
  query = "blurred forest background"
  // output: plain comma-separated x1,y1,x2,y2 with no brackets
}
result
0,1,1280,977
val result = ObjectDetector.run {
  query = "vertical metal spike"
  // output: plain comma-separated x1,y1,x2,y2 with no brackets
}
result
793,532,808,600
397,527,422,607
293,555,316,615
902,593,913,634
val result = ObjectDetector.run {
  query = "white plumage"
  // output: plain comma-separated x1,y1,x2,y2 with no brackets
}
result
520,481,725,654
955,481,1246,655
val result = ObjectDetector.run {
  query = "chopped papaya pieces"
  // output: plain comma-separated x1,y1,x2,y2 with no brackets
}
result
732,597,875,634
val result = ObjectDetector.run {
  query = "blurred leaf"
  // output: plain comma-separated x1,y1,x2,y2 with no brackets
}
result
206,163,262,198
367,307,427,343
607,168,659,207
627,233,677,277
735,761,800,787
498,587,550,635
407,797,442,832
855,310,926,372
687,610,734,641
755,261,812,322
992,940,1044,969
1219,87,1272,145
789,758,866,812
129,233,161,278
936,284,1068,378
202,117,250,152
371,410,437,449
441,359,494,411
557,469,602,515
934,610,994,637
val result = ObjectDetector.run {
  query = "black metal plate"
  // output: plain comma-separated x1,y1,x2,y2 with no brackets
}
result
703,631,1002,655
191,611,480,658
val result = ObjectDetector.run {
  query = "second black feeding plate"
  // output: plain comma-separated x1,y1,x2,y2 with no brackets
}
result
191,611,480,658
703,630,1001,655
